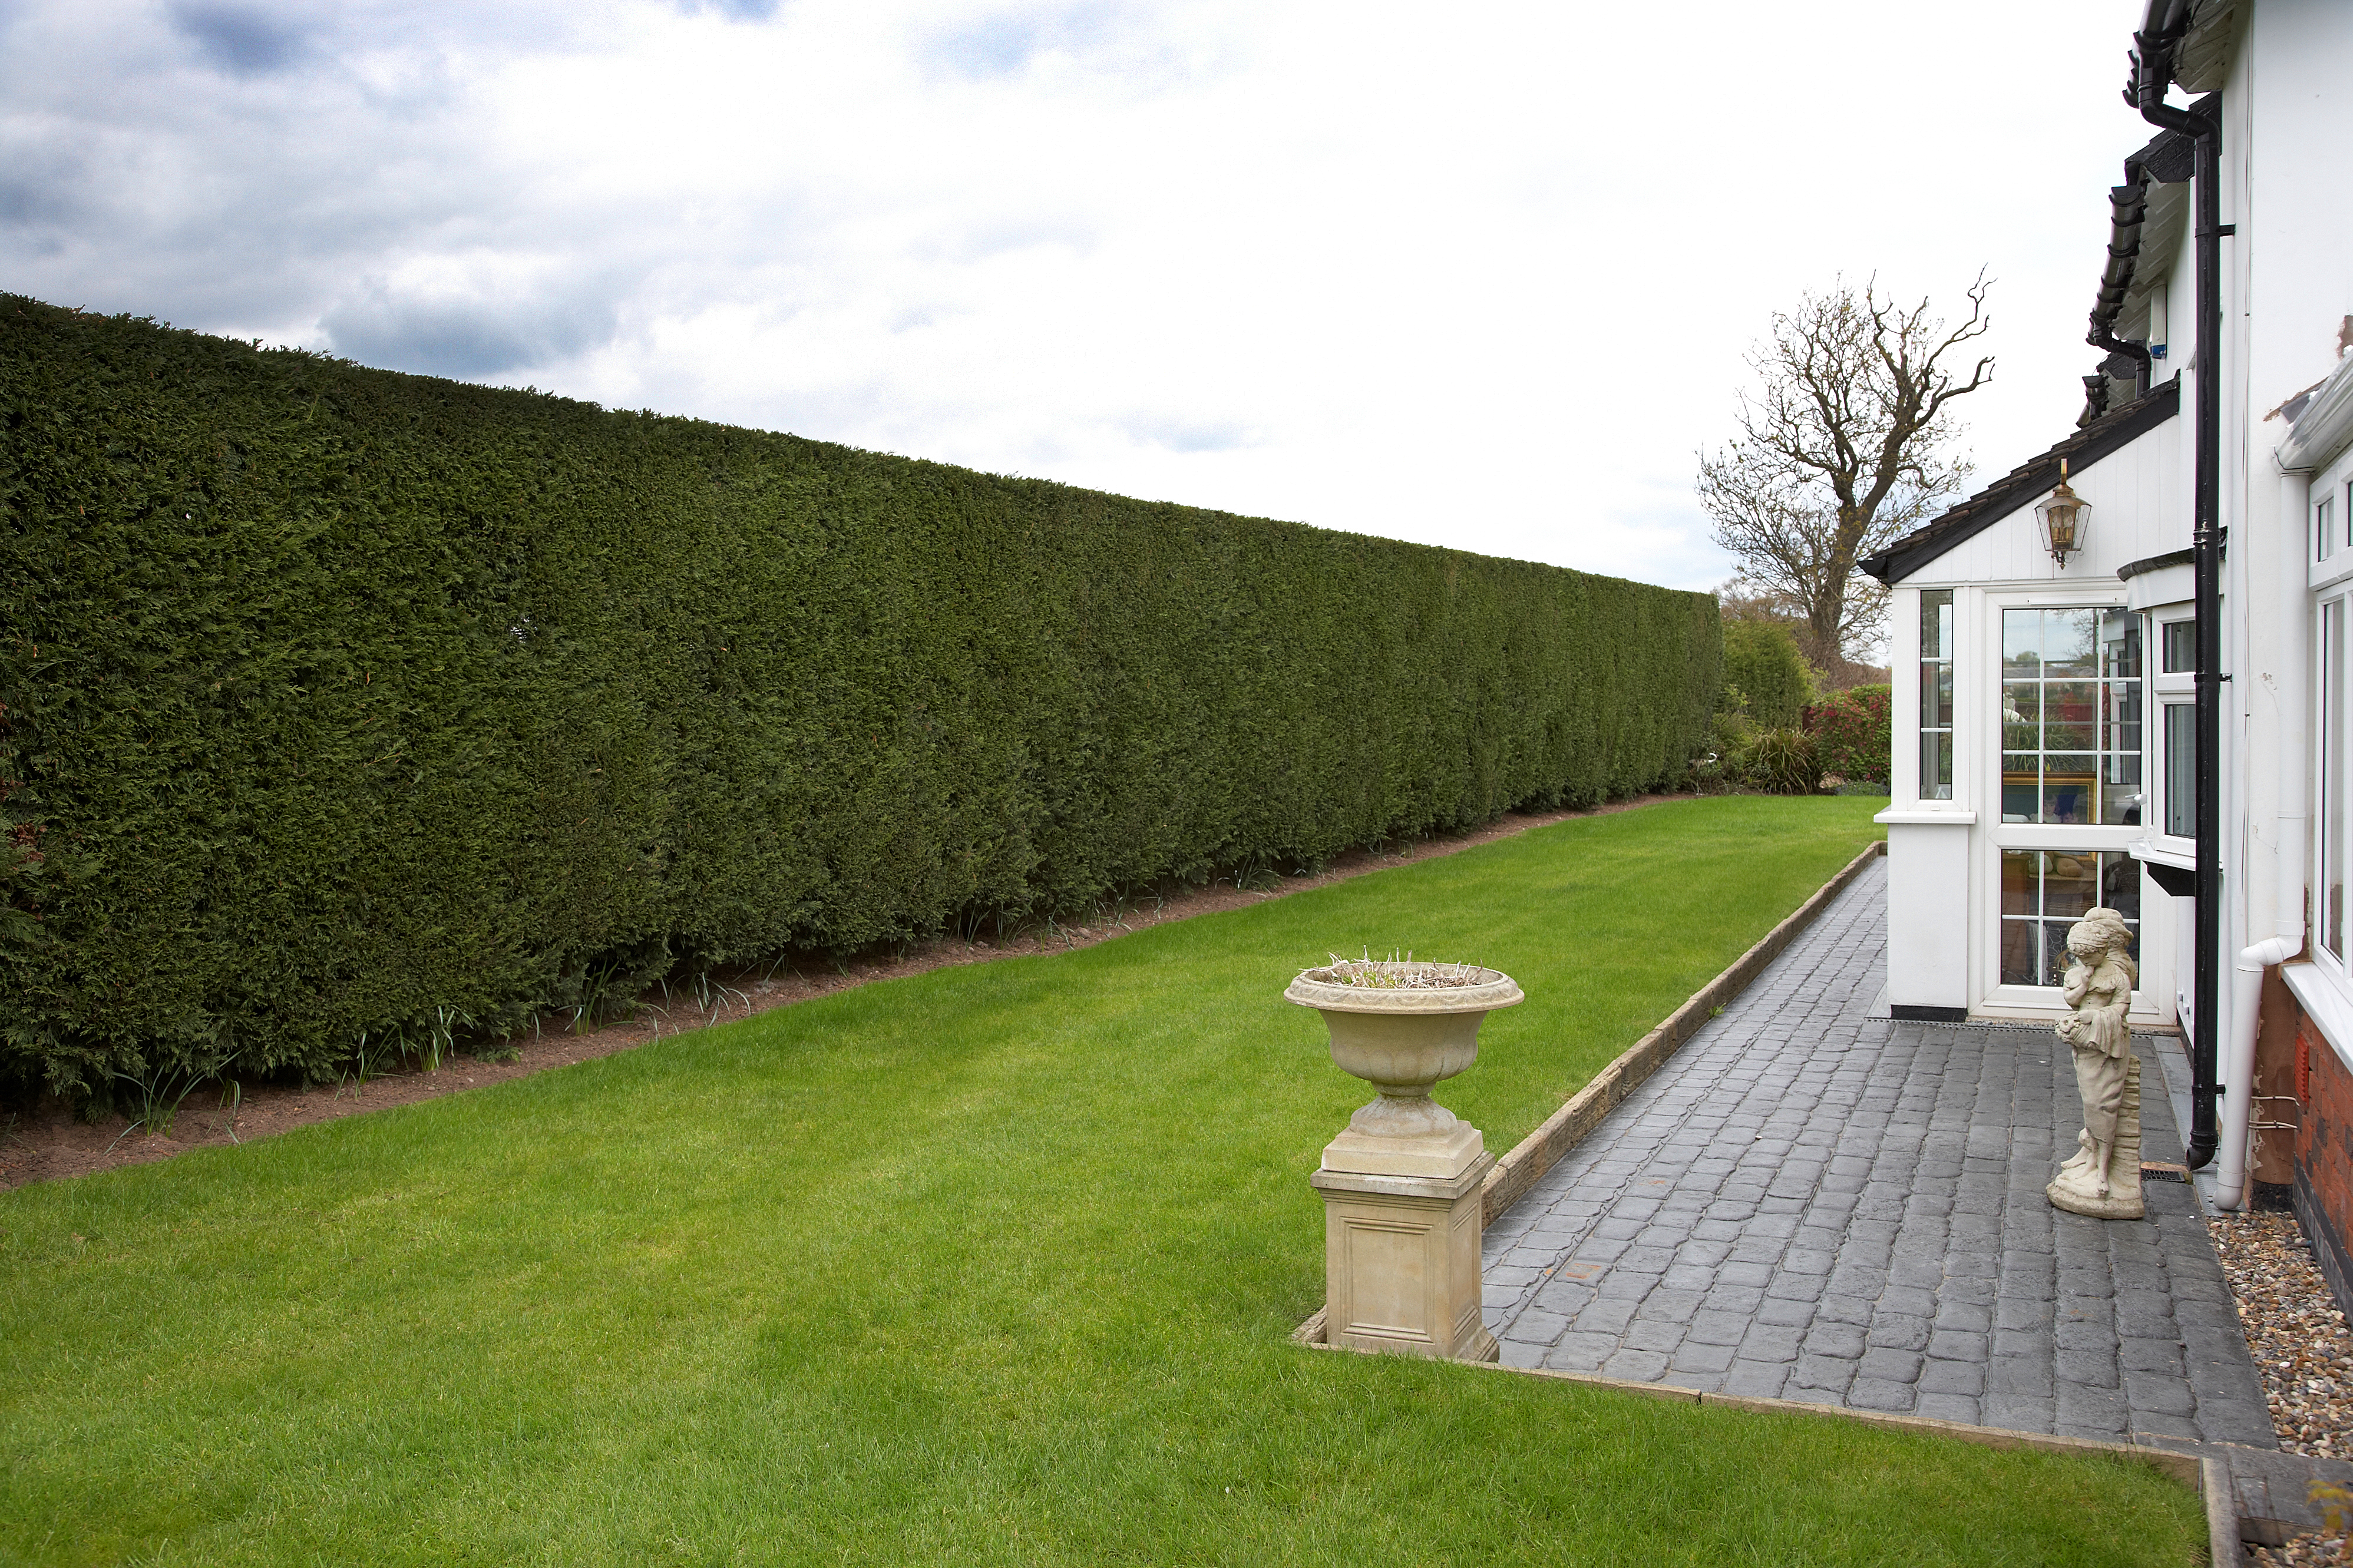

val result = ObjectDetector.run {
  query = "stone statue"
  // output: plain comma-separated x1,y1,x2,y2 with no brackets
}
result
2048,906,2144,1219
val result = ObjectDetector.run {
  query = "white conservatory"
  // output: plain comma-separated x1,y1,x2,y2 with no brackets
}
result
1860,0,2353,1236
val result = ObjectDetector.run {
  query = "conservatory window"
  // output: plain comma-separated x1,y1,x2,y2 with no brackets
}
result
2000,607,2142,826
1919,590,1954,799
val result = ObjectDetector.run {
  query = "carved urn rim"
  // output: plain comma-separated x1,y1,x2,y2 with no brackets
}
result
1283,962,1523,1016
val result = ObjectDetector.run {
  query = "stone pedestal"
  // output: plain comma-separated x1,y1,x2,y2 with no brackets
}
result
1284,960,1519,1362
1310,1139,1498,1362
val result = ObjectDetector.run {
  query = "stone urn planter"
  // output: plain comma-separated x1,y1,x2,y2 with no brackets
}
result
1285,960,1522,1361
1284,961,1523,1177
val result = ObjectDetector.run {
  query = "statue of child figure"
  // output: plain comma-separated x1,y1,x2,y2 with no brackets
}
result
2047,906,2144,1219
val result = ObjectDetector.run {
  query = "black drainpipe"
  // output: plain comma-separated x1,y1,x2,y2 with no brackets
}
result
2131,1,2225,1169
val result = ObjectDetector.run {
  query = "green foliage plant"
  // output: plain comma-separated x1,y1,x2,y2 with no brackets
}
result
103,1048,222,1140
1720,618,1814,729
1805,683,1892,785
0,296,1723,1100
0,797,2203,1565
1738,727,1825,795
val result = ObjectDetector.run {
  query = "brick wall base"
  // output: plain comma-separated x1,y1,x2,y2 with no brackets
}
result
2292,1010,2353,1322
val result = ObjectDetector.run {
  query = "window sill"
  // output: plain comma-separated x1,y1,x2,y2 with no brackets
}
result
1875,808,1977,826
2282,963,2353,1077
2127,839,2197,872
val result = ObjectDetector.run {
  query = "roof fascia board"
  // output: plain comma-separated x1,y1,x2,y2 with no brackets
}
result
2172,1,2242,93
2280,356,2353,475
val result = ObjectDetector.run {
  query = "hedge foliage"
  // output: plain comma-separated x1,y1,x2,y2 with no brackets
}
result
0,297,1721,1096
1719,618,1812,728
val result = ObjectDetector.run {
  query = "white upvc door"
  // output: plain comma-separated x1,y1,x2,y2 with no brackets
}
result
1975,588,2152,1015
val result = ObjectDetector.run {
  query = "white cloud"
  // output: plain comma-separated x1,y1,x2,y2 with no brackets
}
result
1,0,2161,591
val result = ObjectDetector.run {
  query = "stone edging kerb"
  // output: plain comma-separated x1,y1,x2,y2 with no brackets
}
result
1301,1342,2225,1517
1290,834,1885,1341
1476,838,1888,1226
1291,1334,2229,1537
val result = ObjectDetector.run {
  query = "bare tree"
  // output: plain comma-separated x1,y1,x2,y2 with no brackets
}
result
1698,275,1993,667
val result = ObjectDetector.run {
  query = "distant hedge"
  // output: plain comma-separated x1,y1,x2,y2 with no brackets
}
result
0,296,1721,1096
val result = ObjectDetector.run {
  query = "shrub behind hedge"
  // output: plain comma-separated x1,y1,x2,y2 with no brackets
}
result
1805,684,1892,785
0,297,1721,1095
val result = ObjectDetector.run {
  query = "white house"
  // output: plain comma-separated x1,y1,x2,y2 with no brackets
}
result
1860,0,2353,1278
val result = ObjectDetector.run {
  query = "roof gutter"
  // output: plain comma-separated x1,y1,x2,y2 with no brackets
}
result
2087,168,2154,409
2130,0,2227,1172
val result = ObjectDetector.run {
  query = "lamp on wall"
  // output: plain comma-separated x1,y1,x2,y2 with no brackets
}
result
2037,459,2092,568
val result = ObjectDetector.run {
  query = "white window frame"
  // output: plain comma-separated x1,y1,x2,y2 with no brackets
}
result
2149,607,2197,852
2309,447,2353,995
1917,587,1957,803
2315,452,2353,592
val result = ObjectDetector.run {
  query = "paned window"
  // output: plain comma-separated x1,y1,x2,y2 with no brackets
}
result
1919,590,1954,799
2000,849,2142,986
2163,620,2197,673
2163,703,2197,839
2000,607,2142,825
2322,494,2338,564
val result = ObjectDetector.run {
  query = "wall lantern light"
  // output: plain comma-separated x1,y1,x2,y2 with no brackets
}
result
2037,458,2092,568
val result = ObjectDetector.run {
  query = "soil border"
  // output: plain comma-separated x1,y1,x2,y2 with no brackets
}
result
2,790,1721,1192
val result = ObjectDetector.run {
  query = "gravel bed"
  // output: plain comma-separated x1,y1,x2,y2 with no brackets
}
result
2214,1210,2353,1565
2209,1210,2353,1458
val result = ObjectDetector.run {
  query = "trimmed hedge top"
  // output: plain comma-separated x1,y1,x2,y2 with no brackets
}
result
0,296,1720,1093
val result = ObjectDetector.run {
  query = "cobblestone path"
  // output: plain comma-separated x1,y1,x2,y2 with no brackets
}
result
1480,856,2276,1447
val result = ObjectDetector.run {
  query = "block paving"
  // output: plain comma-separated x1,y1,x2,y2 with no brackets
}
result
1480,856,2277,1447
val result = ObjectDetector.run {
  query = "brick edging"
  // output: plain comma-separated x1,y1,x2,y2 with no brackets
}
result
2206,1457,2245,1566
1476,838,1887,1225
1449,1359,2205,1487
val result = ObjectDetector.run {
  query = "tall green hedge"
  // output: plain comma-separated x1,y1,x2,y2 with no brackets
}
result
1719,618,1812,729
0,297,1720,1095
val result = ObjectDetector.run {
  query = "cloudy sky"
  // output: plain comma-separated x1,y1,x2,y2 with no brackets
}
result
3,0,2166,593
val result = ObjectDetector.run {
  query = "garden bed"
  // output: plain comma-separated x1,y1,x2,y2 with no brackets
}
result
1,795,1684,1192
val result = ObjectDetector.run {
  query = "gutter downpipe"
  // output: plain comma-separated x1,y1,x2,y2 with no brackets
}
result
2212,462,2314,1209
2133,0,2226,1170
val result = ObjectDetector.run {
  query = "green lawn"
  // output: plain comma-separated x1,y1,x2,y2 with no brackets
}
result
0,796,2203,1566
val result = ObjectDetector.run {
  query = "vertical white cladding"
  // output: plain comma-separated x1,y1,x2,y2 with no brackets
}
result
1896,426,2183,588
2239,0,2353,980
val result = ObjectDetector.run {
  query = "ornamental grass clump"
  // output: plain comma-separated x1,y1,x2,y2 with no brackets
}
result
1736,727,1824,796
1313,950,1493,989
